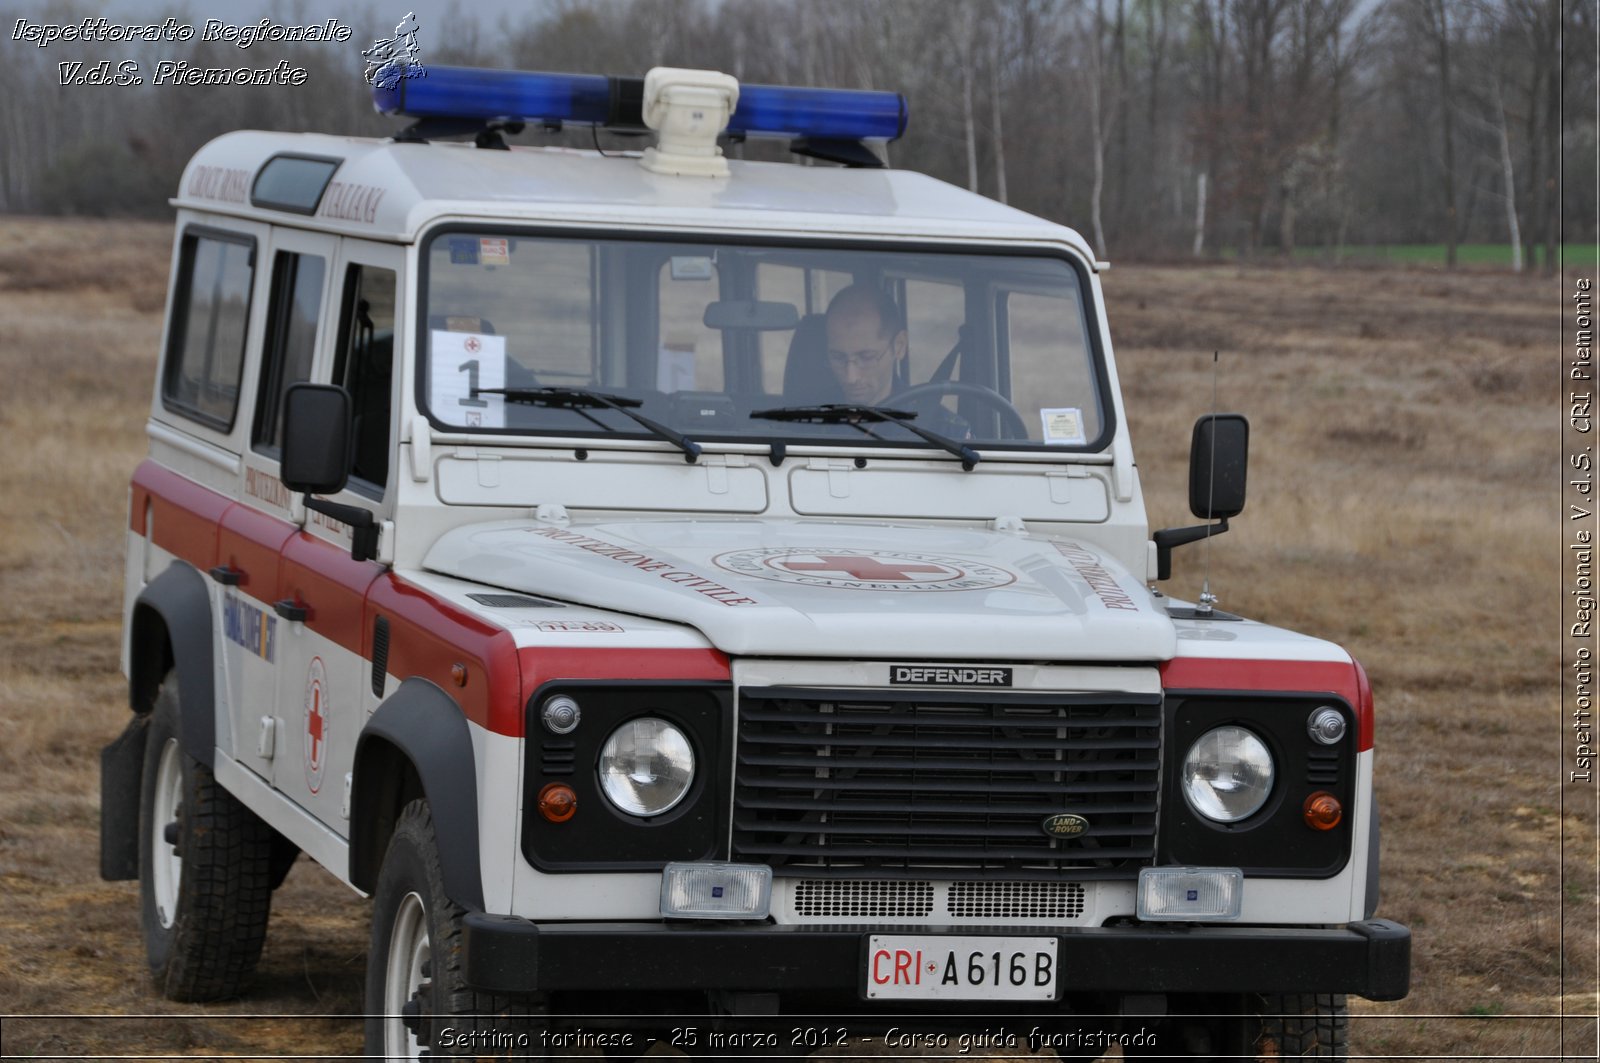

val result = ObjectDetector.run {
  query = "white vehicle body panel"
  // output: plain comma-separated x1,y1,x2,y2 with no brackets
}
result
424,518,1176,660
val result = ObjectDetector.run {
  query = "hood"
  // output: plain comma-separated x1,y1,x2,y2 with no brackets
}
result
424,519,1176,661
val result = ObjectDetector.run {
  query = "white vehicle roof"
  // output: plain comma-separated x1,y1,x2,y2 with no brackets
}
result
175,130,1097,254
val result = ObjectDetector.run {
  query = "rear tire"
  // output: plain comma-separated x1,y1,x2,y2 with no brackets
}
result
137,672,275,1001
364,799,538,1060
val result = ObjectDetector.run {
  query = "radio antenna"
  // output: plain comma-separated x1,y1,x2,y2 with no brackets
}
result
1197,350,1219,616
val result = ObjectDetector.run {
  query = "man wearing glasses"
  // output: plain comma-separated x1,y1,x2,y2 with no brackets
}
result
823,284,910,406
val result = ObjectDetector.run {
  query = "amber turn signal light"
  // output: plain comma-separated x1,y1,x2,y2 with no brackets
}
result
1302,791,1342,831
538,782,577,823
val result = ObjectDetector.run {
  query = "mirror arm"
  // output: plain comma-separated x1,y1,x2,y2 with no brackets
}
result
1152,518,1229,582
303,496,379,563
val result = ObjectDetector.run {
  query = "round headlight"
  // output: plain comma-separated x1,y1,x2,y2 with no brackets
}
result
598,718,695,817
1181,725,1275,823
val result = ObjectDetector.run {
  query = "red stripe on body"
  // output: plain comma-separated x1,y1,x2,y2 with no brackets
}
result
519,646,731,694
129,457,729,739
217,502,294,596
131,459,228,571
370,574,524,736
281,532,384,656
1159,656,1374,752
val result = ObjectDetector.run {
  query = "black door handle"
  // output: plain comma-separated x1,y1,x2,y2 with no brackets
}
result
208,565,244,586
273,598,308,622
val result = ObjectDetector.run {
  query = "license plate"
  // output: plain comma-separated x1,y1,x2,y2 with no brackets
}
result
865,935,1058,1000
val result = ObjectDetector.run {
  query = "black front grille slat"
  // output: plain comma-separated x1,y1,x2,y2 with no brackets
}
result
736,731,1157,752
741,842,1157,861
739,707,1160,730
736,796,1157,816
738,752,1159,774
733,818,1156,840
733,689,1161,878
741,775,1147,795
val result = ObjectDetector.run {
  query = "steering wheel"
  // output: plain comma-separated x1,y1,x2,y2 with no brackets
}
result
894,380,1031,440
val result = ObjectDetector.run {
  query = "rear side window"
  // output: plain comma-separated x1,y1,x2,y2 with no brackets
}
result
162,230,255,429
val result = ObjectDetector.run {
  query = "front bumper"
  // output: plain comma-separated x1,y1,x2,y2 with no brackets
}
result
462,915,1411,1002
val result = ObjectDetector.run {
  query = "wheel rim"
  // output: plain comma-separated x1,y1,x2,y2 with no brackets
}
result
151,737,183,929
384,891,430,1059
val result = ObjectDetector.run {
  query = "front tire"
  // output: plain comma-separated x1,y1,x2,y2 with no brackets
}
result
1251,993,1349,1059
364,799,537,1060
1125,993,1349,1060
137,672,275,1001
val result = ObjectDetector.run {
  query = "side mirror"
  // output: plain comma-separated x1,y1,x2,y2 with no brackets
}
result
1189,413,1248,521
281,383,353,496
280,384,378,563
1153,413,1250,583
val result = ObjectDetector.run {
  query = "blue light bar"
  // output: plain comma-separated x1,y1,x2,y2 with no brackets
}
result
731,84,907,141
374,66,909,142
373,65,613,126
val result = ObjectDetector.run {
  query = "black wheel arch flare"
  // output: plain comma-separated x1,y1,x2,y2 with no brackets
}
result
349,678,485,911
128,561,216,767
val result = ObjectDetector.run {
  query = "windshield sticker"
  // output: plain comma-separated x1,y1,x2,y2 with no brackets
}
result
447,237,479,265
1040,407,1087,445
713,548,1016,592
431,330,506,428
670,256,715,281
657,344,695,392
1048,540,1140,611
479,238,510,266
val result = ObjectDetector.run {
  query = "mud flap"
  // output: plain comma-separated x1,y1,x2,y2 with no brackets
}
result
100,712,149,880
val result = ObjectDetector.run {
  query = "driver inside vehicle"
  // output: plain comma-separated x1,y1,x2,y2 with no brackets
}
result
823,283,971,439
823,283,909,406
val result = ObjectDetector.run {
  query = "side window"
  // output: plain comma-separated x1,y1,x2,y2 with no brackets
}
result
1005,288,1100,444
333,264,397,494
252,252,326,455
162,231,255,429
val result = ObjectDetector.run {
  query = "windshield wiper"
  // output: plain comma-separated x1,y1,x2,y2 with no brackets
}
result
749,403,981,471
474,386,702,463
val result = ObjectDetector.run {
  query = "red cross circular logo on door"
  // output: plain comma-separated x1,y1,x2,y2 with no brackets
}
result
464,335,482,354
712,548,1016,592
303,656,328,794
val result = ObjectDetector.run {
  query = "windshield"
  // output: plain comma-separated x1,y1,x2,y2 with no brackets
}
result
421,231,1108,451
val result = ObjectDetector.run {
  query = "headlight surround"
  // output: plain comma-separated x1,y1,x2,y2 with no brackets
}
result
1181,725,1275,823
598,717,695,817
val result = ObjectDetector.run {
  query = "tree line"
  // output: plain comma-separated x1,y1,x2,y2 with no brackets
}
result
1,0,1592,270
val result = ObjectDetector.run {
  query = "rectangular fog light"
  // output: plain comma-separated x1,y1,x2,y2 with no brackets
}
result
660,862,772,919
1137,867,1243,922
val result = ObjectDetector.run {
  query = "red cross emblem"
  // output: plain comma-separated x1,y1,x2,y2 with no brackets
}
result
307,685,325,770
464,335,482,354
304,656,329,793
779,554,952,582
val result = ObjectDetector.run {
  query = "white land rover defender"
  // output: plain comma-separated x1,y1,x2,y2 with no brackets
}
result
101,65,1409,1059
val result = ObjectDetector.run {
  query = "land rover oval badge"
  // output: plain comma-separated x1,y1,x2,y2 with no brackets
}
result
1042,813,1090,838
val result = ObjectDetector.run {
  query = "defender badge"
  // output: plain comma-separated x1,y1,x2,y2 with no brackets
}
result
1042,813,1089,838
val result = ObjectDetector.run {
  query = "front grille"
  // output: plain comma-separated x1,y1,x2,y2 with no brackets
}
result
794,879,934,918
947,881,1084,919
734,687,1161,878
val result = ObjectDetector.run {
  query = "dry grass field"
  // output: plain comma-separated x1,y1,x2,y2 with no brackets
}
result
0,216,1589,1060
